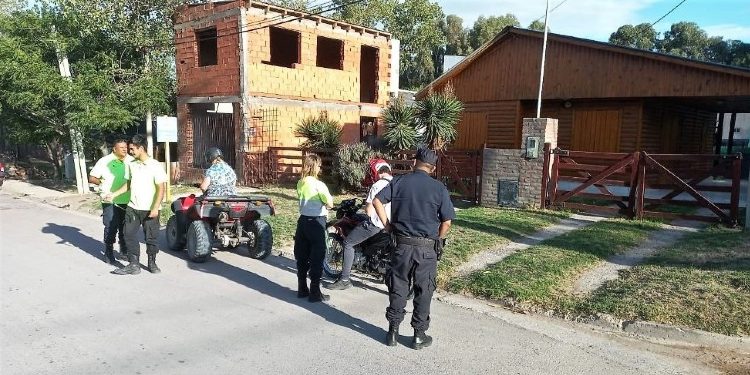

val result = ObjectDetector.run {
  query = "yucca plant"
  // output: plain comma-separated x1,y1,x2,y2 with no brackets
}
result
416,84,463,150
294,113,342,149
382,98,419,152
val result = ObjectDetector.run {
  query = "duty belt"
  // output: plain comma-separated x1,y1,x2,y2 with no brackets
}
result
395,235,435,246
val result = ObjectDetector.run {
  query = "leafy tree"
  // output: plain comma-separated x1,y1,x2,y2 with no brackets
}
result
442,15,470,55
331,0,396,29
468,14,520,50
0,0,24,14
294,113,342,149
528,19,546,32
385,0,445,90
609,23,659,50
382,98,419,151
416,85,463,150
661,21,710,60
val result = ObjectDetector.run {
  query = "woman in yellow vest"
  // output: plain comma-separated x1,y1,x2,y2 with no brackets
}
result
295,154,334,302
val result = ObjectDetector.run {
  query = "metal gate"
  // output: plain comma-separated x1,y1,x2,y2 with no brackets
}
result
192,112,235,168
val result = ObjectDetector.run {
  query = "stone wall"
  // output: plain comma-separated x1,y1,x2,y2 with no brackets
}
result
481,118,558,209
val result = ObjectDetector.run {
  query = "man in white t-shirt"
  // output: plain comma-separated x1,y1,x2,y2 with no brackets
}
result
327,160,392,290
106,134,168,275
88,136,134,264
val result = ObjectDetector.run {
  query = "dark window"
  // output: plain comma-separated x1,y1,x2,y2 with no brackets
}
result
360,116,378,143
196,28,218,67
269,27,300,68
360,45,378,103
316,36,344,70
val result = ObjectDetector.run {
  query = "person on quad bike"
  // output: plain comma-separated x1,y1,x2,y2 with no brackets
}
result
326,159,393,290
199,147,237,196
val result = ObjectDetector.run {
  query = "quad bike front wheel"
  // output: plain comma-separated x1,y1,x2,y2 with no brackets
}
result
244,219,273,260
323,234,344,279
186,220,212,263
166,215,186,251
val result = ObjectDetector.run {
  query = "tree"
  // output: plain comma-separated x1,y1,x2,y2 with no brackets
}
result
528,19,546,32
442,15,470,55
385,0,445,90
609,23,659,50
382,99,419,151
661,21,709,60
0,0,24,14
416,85,463,150
468,14,520,50
331,0,396,29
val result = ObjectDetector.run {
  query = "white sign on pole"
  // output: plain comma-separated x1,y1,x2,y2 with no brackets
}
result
156,116,178,143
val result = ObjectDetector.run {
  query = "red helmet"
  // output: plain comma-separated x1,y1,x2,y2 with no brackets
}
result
368,158,391,183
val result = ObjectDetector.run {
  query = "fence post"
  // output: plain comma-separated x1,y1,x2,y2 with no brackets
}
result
634,152,647,220
627,152,640,218
549,149,560,206
730,154,741,226
540,143,551,208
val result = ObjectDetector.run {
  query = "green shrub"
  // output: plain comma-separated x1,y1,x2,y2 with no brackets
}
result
333,143,390,192
382,99,419,152
294,113,342,149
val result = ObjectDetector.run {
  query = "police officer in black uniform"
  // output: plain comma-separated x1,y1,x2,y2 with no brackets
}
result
372,147,455,350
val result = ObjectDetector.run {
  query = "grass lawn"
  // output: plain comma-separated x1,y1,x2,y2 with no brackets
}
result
451,219,662,306
579,226,750,336
254,185,569,282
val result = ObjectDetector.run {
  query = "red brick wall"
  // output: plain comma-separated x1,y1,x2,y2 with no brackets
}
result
175,1,242,97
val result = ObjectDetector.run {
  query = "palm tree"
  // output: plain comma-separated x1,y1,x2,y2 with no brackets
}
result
416,84,463,150
382,98,419,152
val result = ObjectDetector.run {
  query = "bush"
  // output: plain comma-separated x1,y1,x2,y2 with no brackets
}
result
294,113,342,149
417,85,463,150
382,98,419,152
334,143,385,192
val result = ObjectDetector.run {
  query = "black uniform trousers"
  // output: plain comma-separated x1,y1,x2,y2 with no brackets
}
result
385,240,438,332
123,207,160,258
102,203,127,251
294,215,327,284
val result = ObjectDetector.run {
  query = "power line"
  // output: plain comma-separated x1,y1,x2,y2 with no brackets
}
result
184,0,367,47
649,0,689,27
532,0,571,24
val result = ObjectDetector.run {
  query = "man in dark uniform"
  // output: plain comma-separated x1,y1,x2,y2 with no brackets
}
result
372,147,455,350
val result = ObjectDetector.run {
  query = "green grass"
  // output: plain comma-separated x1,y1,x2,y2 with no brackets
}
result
438,207,569,286
451,219,662,306
579,226,750,335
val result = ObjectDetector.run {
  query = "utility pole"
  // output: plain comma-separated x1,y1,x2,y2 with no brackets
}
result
54,28,89,195
535,0,551,118
145,54,154,156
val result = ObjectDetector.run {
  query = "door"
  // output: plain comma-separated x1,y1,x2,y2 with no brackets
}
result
571,109,622,152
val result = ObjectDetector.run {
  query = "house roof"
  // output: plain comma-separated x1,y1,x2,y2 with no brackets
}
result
418,27,750,98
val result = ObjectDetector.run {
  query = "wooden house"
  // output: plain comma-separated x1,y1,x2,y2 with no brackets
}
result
418,27,750,154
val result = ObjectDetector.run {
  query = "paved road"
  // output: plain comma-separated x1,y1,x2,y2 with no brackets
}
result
0,193,715,375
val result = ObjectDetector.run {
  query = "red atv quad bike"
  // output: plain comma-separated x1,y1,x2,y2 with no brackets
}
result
166,194,275,263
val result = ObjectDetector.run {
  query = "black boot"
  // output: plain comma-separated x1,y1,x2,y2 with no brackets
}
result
112,255,140,275
147,254,161,274
297,278,310,298
385,325,399,346
308,281,329,302
116,242,128,261
103,245,116,264
412,330,433,350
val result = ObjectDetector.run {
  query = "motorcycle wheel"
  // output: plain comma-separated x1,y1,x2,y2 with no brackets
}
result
186,220,212,263
323,234,344,279
166,215,186,251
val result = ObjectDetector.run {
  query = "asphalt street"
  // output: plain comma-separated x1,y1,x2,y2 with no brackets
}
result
0,193,716,374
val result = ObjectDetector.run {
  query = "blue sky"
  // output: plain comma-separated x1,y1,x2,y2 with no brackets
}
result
438,0,750,42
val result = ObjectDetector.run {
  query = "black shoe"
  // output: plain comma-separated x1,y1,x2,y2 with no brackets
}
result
116,249,128,261
386,325,399,347
112,255,140,275
297,279,310,298
412,330,432,350
308,283,330,302
147,254,161,274
103,246,116,264
325,278,352,290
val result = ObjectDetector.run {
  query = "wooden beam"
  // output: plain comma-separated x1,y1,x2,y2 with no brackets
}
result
715,113,725,155
727,113,737,154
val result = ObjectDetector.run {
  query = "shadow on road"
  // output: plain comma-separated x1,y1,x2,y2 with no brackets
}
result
41,222,126,268
157,230,387,344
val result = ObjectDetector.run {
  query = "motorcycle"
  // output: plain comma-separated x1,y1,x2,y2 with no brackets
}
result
323,197,393,281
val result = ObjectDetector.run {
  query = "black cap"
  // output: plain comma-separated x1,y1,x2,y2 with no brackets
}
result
415,147,438,165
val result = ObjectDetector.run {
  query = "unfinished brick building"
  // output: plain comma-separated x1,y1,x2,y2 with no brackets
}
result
174,0,396,182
